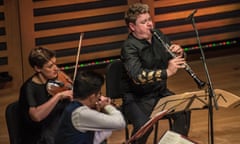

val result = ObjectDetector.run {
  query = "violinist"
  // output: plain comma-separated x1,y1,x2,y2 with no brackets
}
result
18,47,73,144
55,70,126,144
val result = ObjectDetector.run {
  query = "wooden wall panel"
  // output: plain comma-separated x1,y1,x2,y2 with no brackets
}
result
1,0,239,92
18,0,131,80
0,0,22,94
0,1,7,73
18,0,239,80
151,0,240,47
33,1,129,58
18,0,35,81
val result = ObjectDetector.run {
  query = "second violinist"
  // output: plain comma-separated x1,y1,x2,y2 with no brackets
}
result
55,70,126,144
18,47,73,144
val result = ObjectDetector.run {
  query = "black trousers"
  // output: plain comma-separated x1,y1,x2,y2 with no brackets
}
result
123,92,191,144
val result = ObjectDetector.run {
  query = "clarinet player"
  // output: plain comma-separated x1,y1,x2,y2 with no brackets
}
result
121,3,191,144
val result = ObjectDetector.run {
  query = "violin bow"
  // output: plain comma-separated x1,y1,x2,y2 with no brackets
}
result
73,32,84,83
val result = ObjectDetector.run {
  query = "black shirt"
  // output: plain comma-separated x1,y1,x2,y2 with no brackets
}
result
18,75,70,144
121,29,173,97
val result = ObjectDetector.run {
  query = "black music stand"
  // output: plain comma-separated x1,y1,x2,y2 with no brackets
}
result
151,88,240,144
125,89,240,144
125,110,168,144
187,9,218,144
151,90,208,118
151,89,240,117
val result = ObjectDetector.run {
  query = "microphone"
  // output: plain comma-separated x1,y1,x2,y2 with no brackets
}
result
186,9,197,21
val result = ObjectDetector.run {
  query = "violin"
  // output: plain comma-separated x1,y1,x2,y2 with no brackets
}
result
46,32,84,96
46,70,73,96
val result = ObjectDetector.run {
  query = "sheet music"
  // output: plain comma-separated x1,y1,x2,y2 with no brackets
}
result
151,89,240,117
158,130,195,144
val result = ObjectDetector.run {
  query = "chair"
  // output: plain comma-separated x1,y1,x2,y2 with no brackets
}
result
5,101,22,144
105,59,130,141
105,60,172,143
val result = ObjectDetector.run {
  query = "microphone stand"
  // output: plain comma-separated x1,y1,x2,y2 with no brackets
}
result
188,14,219,144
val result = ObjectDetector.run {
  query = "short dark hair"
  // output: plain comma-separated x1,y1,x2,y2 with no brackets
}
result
124,3,149,25
28,47,56,68
73,71,104,99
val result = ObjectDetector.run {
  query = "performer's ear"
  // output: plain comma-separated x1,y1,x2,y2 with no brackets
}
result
34,65,41,73
129,22,135,32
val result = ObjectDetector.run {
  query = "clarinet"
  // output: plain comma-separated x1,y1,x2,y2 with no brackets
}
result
151,29,206,89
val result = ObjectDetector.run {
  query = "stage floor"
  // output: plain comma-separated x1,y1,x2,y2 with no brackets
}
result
1,54,240,144
108,54,240,144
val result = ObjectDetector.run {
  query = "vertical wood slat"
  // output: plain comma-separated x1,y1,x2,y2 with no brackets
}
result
0,5,4,12
0,1,6,73
0,0,22,94
18,0,35,80
0,35,6,42
0,21,5,27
